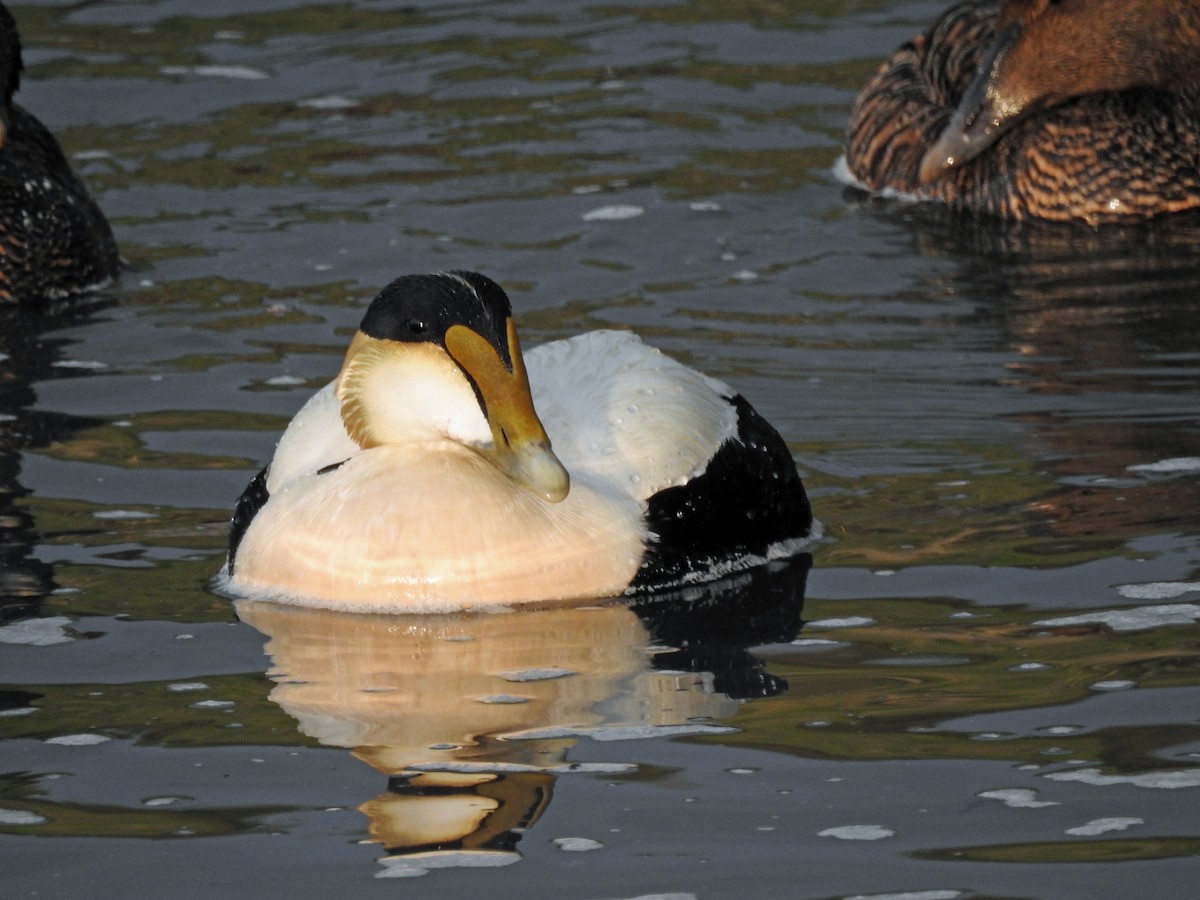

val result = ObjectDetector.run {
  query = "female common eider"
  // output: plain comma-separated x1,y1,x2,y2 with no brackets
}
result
843,0,1200,223
0,2,119,304
224,271,812,612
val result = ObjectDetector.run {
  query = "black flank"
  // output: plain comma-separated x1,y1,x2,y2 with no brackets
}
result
227,467,269,574
631,394,812,592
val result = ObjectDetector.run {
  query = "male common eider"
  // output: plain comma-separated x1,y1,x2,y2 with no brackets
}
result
844,0,1200,223
0,2,119,304
224,271,812,612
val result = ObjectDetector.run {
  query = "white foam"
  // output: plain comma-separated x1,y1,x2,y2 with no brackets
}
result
299,95,359,110
817,824,895,841
1116,582,1200,600
553,836,604,852
1045,767,1200,789
582,205,644,221
831,155,866,190
0,616,74,646
1034,604,1200,632
1089,679,1136,692
831,154,924,204
376,850,520,878
978,788,1059,809
0,808,46,825
1127,457,1200,475
808,616,876,629
160,64,269,80
44,733,111,746
143,797,183,807
1065,817,1143,836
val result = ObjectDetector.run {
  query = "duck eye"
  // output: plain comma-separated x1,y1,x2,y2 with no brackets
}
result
407,318,428,335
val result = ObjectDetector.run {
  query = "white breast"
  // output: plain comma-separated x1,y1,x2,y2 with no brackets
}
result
233,442,646,611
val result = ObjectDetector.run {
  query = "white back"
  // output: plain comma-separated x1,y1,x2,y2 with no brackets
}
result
526,330,738,501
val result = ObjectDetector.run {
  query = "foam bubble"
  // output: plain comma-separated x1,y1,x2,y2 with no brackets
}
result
376,850,520,878
1034,604,1200,632
808,616,876,629
0,808,46,825
552,837,604,852
818,824,895,841
582,205,644,221
0,616,74,646
45,733,111,746
978,788,1059,809
1046,768,1200,789
1127,457,1200,475
1065,817,1143,836
1116,582,1200,601
161,65,270,80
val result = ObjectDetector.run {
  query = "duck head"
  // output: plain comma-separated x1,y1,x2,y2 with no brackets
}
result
919,0,1200,183
336,270,570,503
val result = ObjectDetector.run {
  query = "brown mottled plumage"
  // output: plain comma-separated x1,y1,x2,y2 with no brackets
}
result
845,0,1200,223
0,2,119,304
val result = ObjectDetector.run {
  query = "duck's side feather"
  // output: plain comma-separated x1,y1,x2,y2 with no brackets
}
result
228,466,268,573
264,382,360,493
632,394,812,592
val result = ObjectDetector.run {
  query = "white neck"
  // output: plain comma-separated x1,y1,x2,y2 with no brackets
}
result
337,340,492,448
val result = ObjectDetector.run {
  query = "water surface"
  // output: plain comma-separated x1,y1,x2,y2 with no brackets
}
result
2,1,1199,897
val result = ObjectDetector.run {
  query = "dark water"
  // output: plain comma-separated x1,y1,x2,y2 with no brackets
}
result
3,1,1199,897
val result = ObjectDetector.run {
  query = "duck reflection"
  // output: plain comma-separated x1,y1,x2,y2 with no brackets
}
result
872,204,1200,540
0,303,106,622
237,556,809,859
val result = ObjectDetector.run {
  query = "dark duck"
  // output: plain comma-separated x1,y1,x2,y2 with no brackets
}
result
0,2,119,304
223,271,814,612
843,0,1200,223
